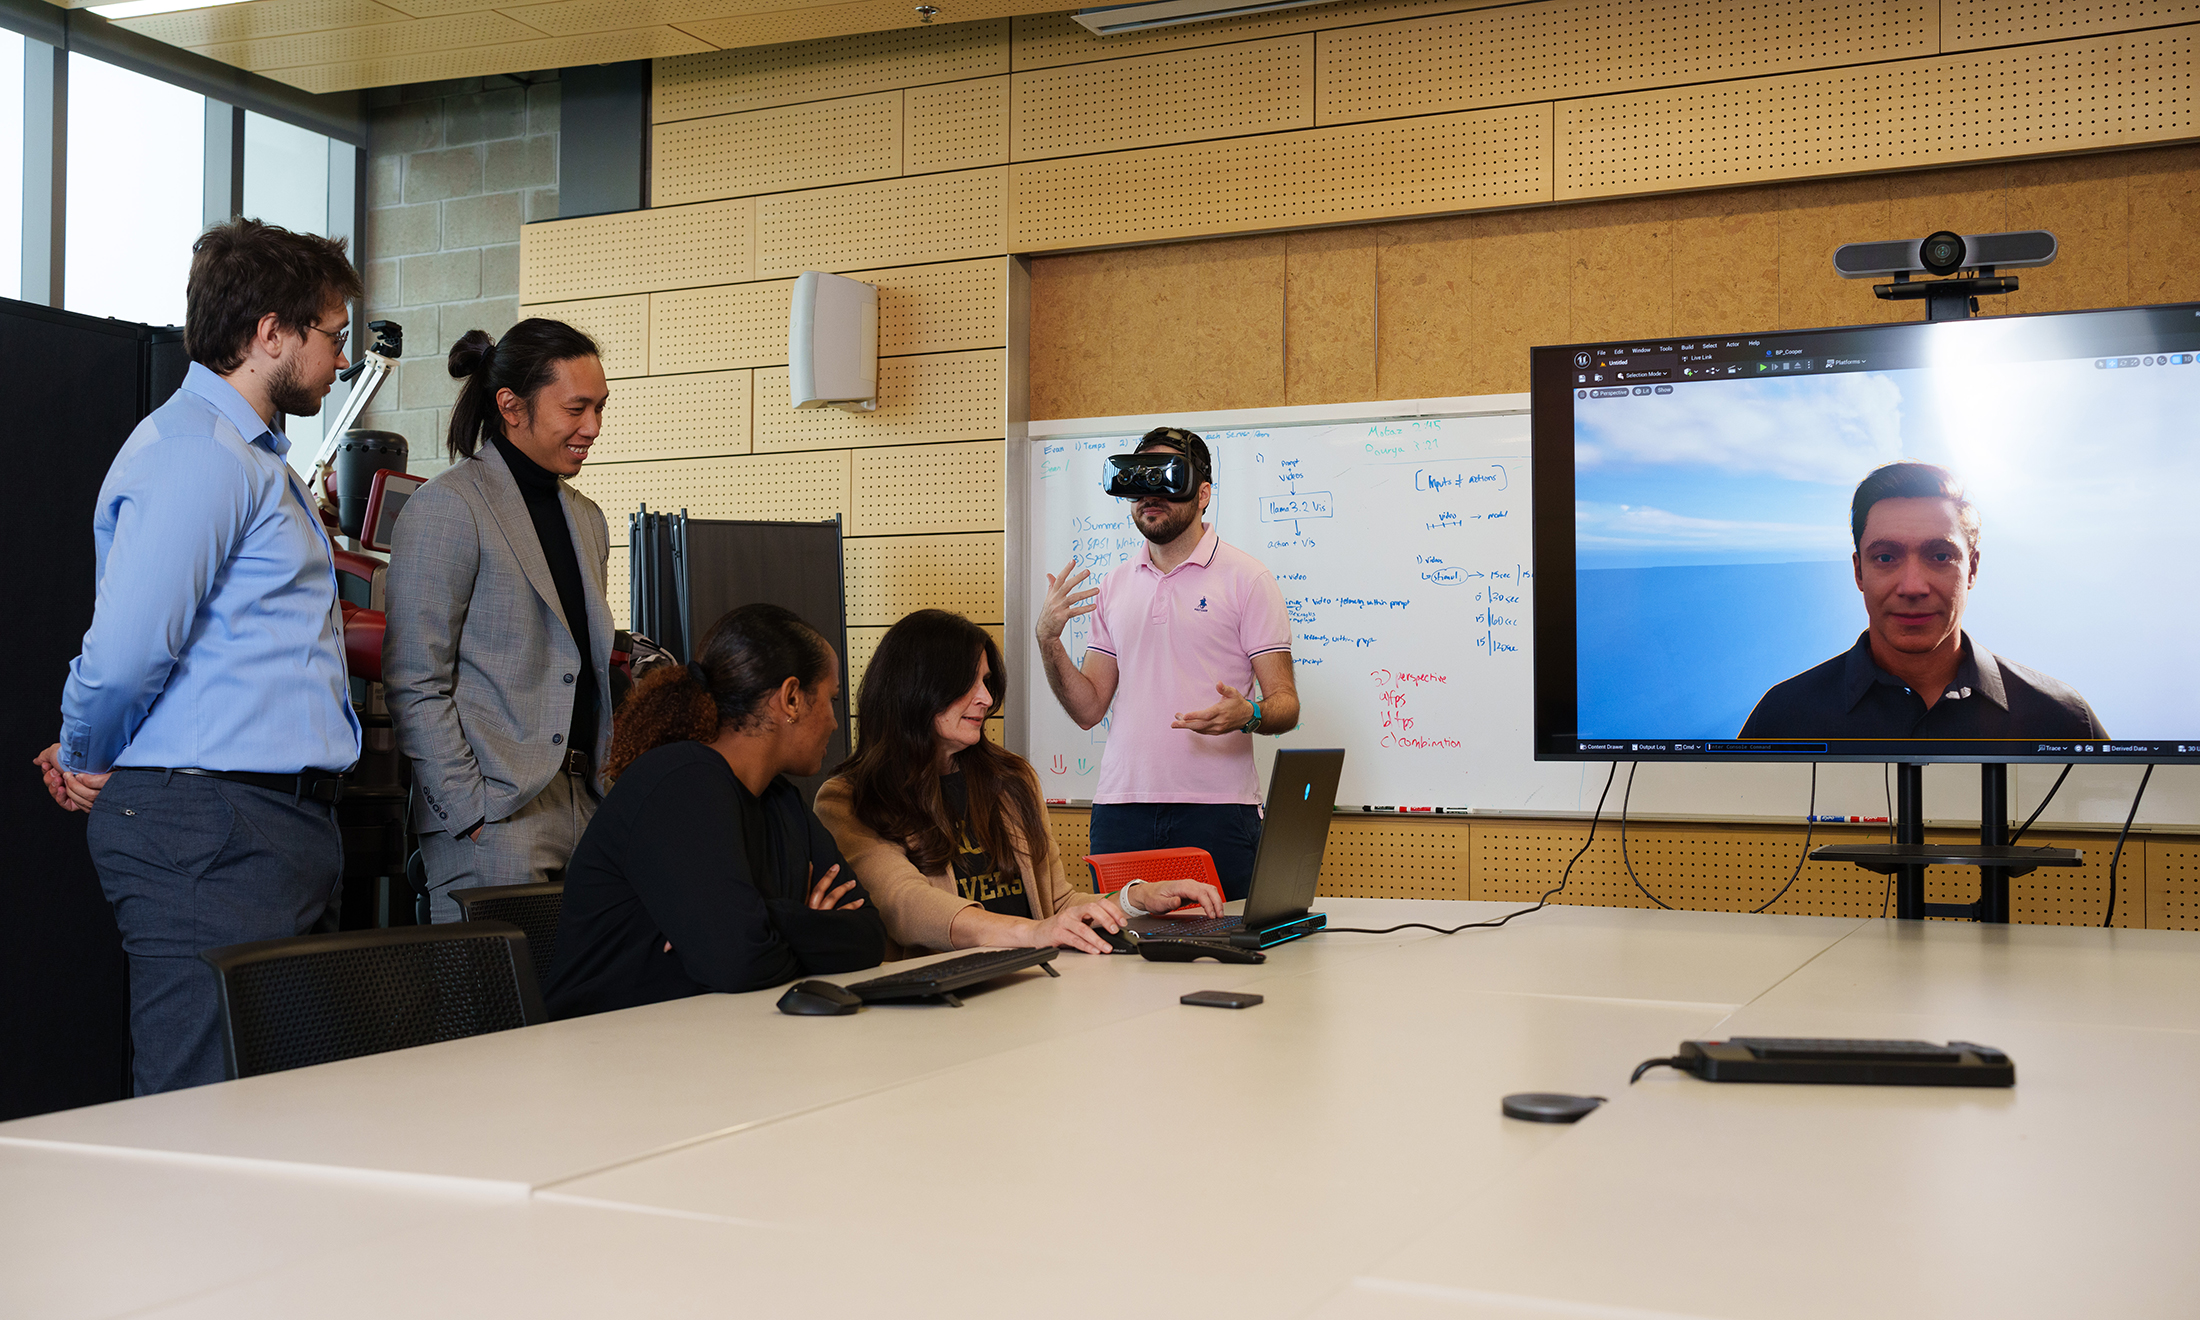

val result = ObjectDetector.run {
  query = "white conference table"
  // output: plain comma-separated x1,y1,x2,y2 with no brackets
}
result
6,900,2196,1318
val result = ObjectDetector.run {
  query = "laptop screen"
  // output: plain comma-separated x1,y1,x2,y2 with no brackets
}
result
1243,749,1346,925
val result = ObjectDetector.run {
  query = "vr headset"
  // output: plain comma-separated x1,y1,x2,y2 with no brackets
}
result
1105,428,1210,501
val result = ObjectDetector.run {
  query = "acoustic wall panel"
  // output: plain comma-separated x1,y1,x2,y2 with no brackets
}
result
591,371,751,463
273,29,710,95
753,350,1005,452
1009,0,1510,72
653,19,1009,121
571,449,851,525
2148,841,2200,929
1316,817,1467,900
1318,0,1934,125
196,10,543,72
873,258,1008,355
647,258,1006,375
1047,808,1093,887
843,532,1003,624
115,0,407,49
850,439,1004,535
1557,26,2200,199
1471,821,1897,918
907,76,1010,174
1010,104,1551,251
1945,0,2200,50
520,199,752,303
650,283,793,374
1011,35,1314,161
652,92,904,207
755,169,1008,278
606,543,629,628
520,295,649,378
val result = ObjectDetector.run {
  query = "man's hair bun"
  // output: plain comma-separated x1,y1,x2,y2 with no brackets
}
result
447,329,497,380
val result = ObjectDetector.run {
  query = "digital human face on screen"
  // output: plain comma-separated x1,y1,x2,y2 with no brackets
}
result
1541,306,2200,759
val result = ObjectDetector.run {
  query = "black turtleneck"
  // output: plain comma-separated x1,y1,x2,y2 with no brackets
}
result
492,435,598,764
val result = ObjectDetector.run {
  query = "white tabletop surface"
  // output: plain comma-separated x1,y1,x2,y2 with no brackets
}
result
10,899,2194,1319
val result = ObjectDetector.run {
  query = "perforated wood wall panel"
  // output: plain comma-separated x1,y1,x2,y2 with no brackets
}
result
652,92,904,207
1012,36,1313,161
275,29,710,96
755,169,1008,278
1997,830,2144,927
1318,0,1934,125
1944,0,2200,50
1316,817,1467,899
571,449,851,525
653,19,1009,121
843,532,1003,624
908,76,1010,174
606,543,629,628
520,295,648,379
1047,808,1093,889
2147,841,2200,929
1472,821,1900,918
591,371,751,464
1009,0,1506,72
116,0,406,50
650,283,791,374
1557,26,2200,199
844,622,1006,706
851,439,1003,535
520,200,751,303
753,350,1005,452
196,11,542,74
647,259,1004,374
1010,105,1550,251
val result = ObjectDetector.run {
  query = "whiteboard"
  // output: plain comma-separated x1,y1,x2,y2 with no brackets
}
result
1017,397,2200,830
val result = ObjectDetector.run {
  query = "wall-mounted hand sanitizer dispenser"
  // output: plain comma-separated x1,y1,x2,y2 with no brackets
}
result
788,270,878,412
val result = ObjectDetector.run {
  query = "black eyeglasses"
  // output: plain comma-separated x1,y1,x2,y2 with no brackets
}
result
307,323,350,353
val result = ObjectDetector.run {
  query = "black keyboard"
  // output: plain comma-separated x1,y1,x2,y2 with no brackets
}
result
1134,915,1244,938
845,948,1060,1002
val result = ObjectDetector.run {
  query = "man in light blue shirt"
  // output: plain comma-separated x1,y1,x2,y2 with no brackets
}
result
34,219,365,1095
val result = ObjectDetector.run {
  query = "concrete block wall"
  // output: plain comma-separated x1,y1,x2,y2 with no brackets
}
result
361,72,559,480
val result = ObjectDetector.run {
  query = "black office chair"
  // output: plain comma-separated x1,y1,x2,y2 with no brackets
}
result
449,880,565,990
198,922,546,1081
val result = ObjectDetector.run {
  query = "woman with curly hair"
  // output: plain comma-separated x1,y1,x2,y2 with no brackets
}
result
544,603,884,1018
815,609,1219,958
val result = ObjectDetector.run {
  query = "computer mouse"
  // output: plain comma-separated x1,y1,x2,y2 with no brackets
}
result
776,979,862,1015
1096,925,1140,954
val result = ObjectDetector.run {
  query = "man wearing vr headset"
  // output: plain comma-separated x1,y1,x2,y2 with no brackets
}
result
1036,427,1298,901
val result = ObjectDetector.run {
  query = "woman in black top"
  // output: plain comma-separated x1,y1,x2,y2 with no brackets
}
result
544,604,884,1018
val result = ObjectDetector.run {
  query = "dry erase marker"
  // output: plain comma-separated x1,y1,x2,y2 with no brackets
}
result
1808,815,1891,823
1046,798,1070,806
1362,806,1397,813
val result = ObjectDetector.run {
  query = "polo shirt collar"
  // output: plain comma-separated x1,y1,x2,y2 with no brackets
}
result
181,360,289,456
1142,524,1220,575
1838,629,2008,711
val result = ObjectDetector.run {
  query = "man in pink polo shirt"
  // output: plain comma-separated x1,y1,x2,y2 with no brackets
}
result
1036,427,1299,901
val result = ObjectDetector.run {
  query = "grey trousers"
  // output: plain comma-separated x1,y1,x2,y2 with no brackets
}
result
87,769,342,1096
417,769,595,923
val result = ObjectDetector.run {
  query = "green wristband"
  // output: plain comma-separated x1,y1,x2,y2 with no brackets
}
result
1240,699,1263,734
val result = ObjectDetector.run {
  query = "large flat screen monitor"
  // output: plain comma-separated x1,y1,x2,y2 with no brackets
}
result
1532,302,2200,765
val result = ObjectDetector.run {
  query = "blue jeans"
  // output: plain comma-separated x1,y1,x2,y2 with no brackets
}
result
87,770,342,1095
1087,803,1263,902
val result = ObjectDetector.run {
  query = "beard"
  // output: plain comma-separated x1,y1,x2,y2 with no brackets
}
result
1133,498,1201,545
267,355,324,418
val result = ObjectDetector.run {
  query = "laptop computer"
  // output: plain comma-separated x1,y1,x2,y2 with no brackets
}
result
1125,748,1346,948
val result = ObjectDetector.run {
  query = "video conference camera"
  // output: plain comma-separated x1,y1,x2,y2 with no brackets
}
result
1832,230,2058,279
1104,452,1196,500
1834,229,2057,321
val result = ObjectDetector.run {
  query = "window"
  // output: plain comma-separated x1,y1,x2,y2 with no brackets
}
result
243,110,328,237
0,31,22,302
64,52,203,326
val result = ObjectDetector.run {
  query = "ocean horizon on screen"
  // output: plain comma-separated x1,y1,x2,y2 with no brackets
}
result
1578,561,1856,739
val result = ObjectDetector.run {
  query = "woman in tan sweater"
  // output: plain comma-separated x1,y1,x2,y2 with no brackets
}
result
815,610,1219,958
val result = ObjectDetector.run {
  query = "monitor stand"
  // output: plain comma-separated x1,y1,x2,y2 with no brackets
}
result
1809,764,2083,922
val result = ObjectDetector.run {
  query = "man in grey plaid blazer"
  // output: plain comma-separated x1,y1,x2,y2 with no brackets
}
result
382,322,614,922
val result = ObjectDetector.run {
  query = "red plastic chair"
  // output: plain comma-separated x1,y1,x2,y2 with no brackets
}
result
1083,847,1224,915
